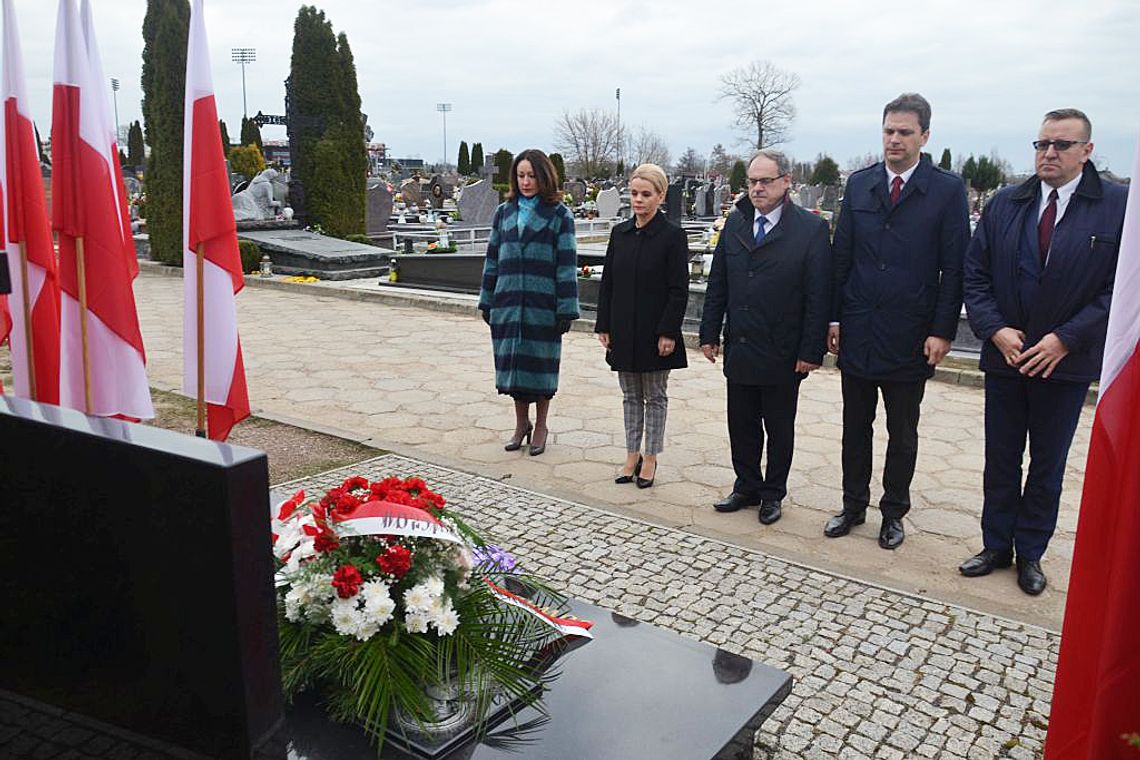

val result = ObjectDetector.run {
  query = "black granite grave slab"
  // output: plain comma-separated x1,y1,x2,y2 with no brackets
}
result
0,398,284,759
284,599,792,760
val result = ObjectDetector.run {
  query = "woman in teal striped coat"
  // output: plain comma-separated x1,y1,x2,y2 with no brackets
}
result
478,149,579,456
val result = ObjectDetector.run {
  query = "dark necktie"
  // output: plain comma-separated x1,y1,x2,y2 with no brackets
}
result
890,176,903,205
1038,189,1059,267
754,216,768,246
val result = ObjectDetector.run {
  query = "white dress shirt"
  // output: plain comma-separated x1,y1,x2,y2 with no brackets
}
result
1038,173,1081,224
753,202,784,239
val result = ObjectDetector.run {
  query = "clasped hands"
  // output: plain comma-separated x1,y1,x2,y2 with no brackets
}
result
992,327,1069,378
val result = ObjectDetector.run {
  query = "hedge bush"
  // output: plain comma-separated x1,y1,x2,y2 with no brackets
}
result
238,240,262,274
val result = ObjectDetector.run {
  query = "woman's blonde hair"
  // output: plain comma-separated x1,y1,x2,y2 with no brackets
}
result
630,163,668,196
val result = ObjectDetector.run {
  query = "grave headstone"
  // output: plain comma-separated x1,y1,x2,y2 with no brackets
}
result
713,183,728,213
457,180,499,227
595,187,620,219
428,175,454,209
665,181,683,220
400,178,424,207
820,185,839,212
564,180,587,205
705,184,717,216
693,183,709,217
366,182,393,236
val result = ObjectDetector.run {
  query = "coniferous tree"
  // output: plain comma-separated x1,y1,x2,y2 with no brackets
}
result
457,141,470,175
810,155,840,186
118,147,128,168
240,116,263,151
219,119,231,152
939,148,952,171
471,142,484,176
141,0,190,265
287,6,365,236
127,120,145,167
729,159,747,192
493,148,513,185
549,152,565,186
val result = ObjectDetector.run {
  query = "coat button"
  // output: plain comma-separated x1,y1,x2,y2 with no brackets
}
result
740,337,748,343
878,263,886,271
884,223,892,230
748,271,754,278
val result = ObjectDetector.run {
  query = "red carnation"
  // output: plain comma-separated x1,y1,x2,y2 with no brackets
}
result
420,490,446,509
314,529,340,554
403,477,427,494
333,492,362,518
343,476,370,492
332,565,364,599
376,545,413,579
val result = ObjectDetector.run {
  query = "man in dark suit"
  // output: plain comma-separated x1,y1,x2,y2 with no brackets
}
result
700,150,831,525
960,109,1126,595
825,93,970,549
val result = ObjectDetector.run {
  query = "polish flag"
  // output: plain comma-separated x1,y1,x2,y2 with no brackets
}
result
182,0,248,441
52,0,152,418
3,0,62,405
1045,138,1140,758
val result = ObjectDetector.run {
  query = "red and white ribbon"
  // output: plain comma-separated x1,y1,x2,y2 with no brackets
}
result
334,500,462,544
486,579,594,639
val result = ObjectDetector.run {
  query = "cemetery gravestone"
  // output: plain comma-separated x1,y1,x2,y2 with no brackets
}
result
595,187,621,219
565,180,587,206
694,183,709,217
400,178,424,208
366,182,393,236
665,181,683,220
457,180,499,227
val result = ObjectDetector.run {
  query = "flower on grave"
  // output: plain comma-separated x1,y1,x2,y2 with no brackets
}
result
271,474,591,752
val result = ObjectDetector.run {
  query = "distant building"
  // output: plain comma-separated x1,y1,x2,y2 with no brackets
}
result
262,139,290,167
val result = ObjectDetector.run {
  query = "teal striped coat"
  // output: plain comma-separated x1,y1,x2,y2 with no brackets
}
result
478,199,579,398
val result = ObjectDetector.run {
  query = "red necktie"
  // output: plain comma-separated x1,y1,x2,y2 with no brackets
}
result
1038,189,1059,267
890,176,903,205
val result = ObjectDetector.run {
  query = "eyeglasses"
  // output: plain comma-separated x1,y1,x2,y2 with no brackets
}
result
1032,139,1088,152
746,174,786,187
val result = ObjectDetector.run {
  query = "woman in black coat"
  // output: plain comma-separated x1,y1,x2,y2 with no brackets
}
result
595,163,689,488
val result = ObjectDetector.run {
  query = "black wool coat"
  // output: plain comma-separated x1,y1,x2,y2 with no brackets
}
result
595,211,689,372
700,195,832,385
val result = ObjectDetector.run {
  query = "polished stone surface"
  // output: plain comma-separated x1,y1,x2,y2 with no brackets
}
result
0,398,283,759
285,599,791,760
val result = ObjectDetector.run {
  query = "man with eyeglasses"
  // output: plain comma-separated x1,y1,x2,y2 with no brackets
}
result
825,93,970,550
701,149,831,525
959,108,1126,595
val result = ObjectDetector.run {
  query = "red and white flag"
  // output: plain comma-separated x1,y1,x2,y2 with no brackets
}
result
1045,137,1140,759
183,0,248,441
3,0,62,404
52,0,152,417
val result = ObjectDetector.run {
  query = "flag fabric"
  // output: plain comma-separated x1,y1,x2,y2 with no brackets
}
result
52,0,152,418
182,0,249,441
1045,136,1140,758
3,0,62,404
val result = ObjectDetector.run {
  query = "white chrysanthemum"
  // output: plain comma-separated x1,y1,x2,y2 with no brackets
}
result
330,598,360,636
433,605,460,636
352,618,380,642
404,585,433,613
366,594,396,626
423,576,445,598
284,587,305,622
361,579,390,605
404,612,430,634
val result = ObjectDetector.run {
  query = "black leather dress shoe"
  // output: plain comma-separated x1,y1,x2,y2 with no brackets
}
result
823,511,865,537
1016,558,1047,595
758,500,782,525
713,493,760,513
878,517,905,550
958,548,1013,577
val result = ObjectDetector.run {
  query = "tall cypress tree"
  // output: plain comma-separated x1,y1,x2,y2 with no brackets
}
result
141,0,189,265
493,149,513,184
240,116,263,151
219,119,231,152
549,152,565,185
126,121,145,166
286,7,365,236
457,141,470,175
939,148,952,171
471,142,484,176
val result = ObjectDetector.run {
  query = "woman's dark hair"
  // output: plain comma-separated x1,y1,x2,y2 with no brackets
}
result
507,149,562,204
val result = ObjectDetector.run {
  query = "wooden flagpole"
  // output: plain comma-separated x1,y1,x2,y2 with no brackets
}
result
17,240,36,399
195,242,206,437
75,236,92,413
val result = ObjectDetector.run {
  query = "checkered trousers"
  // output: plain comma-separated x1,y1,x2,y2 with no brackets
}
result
617,370,671,455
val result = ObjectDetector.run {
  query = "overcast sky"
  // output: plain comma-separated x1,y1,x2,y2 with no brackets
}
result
14,0,1140,176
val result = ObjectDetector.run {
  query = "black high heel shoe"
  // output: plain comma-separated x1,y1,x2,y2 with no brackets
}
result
614,457,643,484
529,428,549,456
636,460,657,489
504,423,533,452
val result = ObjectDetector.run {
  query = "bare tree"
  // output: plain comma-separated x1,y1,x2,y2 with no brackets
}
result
624,125,672,170
553,108,622,178
708,143,737,177
846,152,880,172
717,60,801,149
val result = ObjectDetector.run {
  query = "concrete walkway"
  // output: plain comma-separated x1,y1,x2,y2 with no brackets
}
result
134,268,1089,630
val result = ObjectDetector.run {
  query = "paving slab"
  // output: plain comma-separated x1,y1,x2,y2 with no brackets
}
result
132,269,1092,631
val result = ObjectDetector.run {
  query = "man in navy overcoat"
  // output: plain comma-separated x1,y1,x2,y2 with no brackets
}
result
959,109,1126,595
825,93,970,550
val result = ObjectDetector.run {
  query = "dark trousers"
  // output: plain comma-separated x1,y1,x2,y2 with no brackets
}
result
841,372,926,519
982,374,1088,561
727,380,801,501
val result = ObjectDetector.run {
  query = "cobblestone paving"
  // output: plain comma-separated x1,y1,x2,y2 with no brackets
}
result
282,454,1059,759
